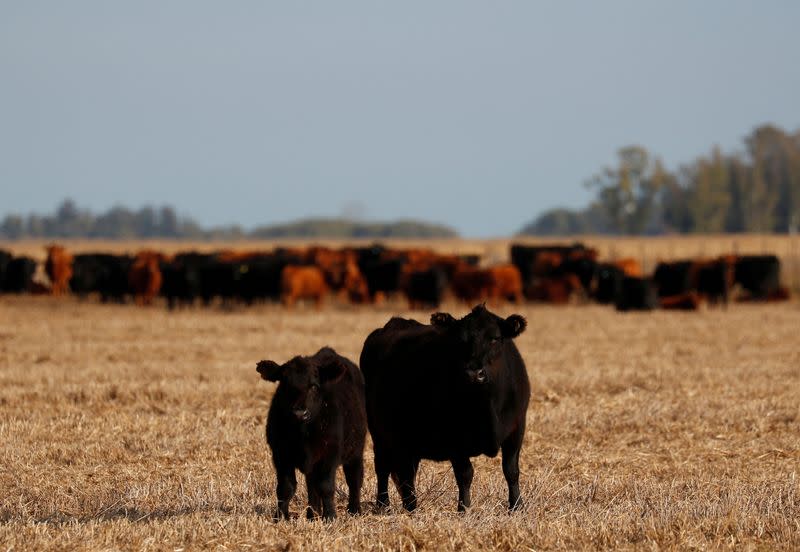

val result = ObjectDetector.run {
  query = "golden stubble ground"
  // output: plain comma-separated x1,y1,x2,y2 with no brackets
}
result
1,295,799,551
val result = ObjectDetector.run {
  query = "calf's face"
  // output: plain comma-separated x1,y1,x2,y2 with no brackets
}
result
431,305,526,385
257,356,347,423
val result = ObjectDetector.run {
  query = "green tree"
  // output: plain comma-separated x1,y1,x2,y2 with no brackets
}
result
587,146,665,234
1,215,24,239
55,199,93,237
685,146,731,233
724,155,750,232
744,125,788,231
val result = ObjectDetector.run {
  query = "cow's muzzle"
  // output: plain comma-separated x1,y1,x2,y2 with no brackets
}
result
468,368,488,384
293,408,311,422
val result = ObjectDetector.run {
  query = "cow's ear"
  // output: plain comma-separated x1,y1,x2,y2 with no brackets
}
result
431,312,457,327
256,360,283,382
501,314,527,338
319,359,348,384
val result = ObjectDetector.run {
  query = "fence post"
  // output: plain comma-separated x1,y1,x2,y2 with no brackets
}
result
639,241,646,275
793,234,799,293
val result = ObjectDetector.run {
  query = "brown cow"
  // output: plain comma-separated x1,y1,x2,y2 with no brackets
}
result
342,258,370,304
532,251,563,276
45,245,73,296
527,274,582,304
486,264,523,303
309,248,371,304
309,247,347,289
281,265,328,308
129,251,164,305
451,266,493,303
613,258,643,278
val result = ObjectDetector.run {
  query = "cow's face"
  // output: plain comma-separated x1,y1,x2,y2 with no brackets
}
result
431,304,526,385
256,356,347,423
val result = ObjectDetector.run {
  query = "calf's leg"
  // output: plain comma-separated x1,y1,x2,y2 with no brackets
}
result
450,457,474,512
274,468,297,520
343,457,364,515
501,420,526,511
309,466,338,521
306,485,322,519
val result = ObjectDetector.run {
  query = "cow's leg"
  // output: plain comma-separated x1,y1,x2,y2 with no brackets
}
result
343,457,364,515
274,467,297,520
450,457,474,512
394,457,419,512
310,466,338,521
501,420,526,511
306,483,322,519
374,446,391,511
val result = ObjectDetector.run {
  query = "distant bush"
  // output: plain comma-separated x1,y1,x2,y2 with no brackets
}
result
251,218,458,239
0,200,458,240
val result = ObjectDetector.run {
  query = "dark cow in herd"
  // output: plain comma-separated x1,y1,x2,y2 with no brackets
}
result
735,255,784,300
360,305,530,512
403,266,448,309
614,276,659,311
510,243,599,303
0,250,36,293
652,255,784,309
257,347,367,521
70,253,133,302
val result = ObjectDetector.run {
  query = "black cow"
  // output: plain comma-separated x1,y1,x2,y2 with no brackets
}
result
403,267,448,309
593,263,624,305
695,258,734,307
239,254,290,304
198,257,242,306
256,347,367,521
1,256,36,293
614,277,658,311
70,253,132,302
735,255,781,300
358,257,405,300
652,260,694,298
557,254,598,295
0,249,12,291
360,304,530,512
160,252,213,309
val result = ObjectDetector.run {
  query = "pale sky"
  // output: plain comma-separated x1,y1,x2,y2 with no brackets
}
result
2,1,799,236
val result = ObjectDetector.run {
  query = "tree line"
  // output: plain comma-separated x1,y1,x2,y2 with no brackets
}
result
519,124,800,236
3,123,797,240
0,200,457,240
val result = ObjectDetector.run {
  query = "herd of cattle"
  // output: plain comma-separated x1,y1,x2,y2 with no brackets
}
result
0,243,790,310
257,304,529,519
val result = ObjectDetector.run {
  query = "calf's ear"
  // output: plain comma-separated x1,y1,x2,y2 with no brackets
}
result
319,359,348,384
256,360,283,382
431,312,457,327
501,314,527,338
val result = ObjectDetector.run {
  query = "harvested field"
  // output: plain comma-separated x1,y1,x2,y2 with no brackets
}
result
1,295,799,550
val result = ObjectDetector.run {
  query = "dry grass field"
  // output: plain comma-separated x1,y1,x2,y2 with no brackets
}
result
1,286,799,551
